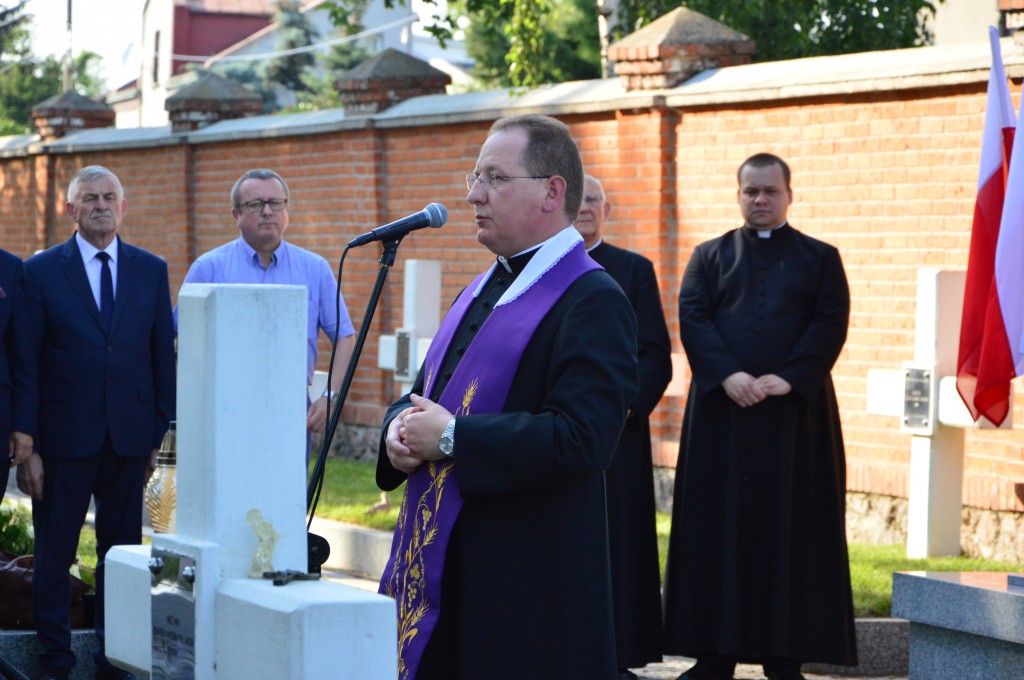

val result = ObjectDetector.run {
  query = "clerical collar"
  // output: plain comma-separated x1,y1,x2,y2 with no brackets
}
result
474,227,584,306
747,222,788,239
585,238,603,253
496,246,540,275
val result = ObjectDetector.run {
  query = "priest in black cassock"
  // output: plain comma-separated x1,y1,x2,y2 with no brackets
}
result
577,174,672,680
663,153,857,680
377,115,638,680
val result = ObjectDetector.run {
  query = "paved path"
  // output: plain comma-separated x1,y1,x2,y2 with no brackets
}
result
321,569,908,680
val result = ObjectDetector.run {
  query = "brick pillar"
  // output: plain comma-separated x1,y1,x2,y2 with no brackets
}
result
607,7,756,91
335,48,451,114
165,73,263,133
31,90,116,141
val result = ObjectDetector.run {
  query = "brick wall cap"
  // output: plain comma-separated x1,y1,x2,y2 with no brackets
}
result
336,48,452,85
165,72,263,111
31,89,114,115
608,7,752,54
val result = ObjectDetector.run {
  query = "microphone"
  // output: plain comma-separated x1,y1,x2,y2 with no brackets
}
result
348,203,448,247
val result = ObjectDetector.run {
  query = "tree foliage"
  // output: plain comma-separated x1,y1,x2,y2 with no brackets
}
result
290,0,373,112
0,23,105,135
265,0,320,95
615,0,947,62
324,0,946,88
0,0,28,55
466,0,600,87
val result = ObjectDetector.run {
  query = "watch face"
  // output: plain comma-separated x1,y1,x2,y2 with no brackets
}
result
440,437,454,456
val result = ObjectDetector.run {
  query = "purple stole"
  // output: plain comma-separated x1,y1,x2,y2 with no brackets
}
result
379,240,600,679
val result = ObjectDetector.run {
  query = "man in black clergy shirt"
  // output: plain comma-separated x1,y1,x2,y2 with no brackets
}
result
576,174,672,680
377,115,638,680
663,153,857,680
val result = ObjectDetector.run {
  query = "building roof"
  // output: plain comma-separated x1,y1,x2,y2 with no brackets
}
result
175,0,276,15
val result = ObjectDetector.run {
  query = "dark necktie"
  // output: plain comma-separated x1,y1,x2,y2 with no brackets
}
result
97,251,114,332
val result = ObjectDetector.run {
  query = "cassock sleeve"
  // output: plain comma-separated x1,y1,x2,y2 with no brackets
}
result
631,257,672,418
376,385,418,492
678,244,744,394
773,245,850,401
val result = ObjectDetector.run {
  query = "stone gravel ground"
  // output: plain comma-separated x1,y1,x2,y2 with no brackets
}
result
631,657,907,679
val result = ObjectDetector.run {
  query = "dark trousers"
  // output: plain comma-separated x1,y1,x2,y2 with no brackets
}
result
31,435,146,673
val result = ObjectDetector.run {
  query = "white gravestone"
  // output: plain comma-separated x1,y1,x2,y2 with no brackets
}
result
105,284,396,679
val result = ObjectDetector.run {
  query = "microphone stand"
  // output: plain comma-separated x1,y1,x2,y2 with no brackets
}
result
306,236,404,572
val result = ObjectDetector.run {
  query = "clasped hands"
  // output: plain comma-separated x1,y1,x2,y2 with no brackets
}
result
722,371,791,407
385,394,454,474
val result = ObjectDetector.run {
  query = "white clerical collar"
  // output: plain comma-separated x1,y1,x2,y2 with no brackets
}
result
585,238,603,252
473,226,583,306
755,222,788,239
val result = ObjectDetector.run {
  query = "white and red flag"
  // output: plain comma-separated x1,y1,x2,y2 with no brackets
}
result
956,26,1018,426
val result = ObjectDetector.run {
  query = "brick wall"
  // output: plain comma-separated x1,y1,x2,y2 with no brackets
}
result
1,71,1020,513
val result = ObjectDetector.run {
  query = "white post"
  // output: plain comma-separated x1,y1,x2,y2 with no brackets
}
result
866,269,1009,558
106,285,396,679
378,259,442,393
904,270,965,557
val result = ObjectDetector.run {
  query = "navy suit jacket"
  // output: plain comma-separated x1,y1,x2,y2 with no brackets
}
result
24,235,176,459
0,249,37,459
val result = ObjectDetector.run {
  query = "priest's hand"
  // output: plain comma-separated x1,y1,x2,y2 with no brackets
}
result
755,374,792,396
385,406,423,474
400,394,454,462
722,371,766,407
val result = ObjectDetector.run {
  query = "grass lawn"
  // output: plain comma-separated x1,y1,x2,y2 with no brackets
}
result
59,458,1024,617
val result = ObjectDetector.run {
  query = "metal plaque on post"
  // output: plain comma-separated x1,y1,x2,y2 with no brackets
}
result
902,365,937,435
150,549,196,680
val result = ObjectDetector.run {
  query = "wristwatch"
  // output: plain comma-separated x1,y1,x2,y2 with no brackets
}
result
439,418,456,458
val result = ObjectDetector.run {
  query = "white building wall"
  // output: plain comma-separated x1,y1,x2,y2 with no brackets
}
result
930,0,1001,45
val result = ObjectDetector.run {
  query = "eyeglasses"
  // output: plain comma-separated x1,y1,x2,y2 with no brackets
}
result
240,198,288,213
465,173,551,191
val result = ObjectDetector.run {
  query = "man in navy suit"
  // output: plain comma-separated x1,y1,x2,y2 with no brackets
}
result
19,166,176,680
0,247,35,503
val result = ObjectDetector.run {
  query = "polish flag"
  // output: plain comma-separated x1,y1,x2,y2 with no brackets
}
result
956,27,1017,426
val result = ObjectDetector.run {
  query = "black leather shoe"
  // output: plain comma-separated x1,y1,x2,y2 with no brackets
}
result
763,660,806,680
764,671,805,680
675,658,736,680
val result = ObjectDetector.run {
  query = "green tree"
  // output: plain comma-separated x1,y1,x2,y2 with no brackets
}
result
466,0,600,88
615,0,947,62
265,0,320,95
0,25,106,135
0,0,28,55
324,0,946,87
289,0,373,112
